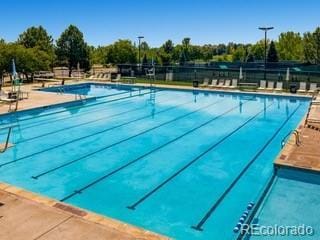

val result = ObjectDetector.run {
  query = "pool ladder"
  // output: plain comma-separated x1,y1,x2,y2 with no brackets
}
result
75,94,86,101
281,130,301,148
0,125,17,153
57,87,65,95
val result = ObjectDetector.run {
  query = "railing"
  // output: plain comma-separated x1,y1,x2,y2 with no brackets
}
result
75,94,86,101
0,124,17,153
281,130,301,148
57,87,65,95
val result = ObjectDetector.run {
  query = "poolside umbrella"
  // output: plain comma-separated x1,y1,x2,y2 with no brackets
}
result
285,67,290,91
239,67,243,81
77,62,80,79
286,68,290,81
11,59,18,92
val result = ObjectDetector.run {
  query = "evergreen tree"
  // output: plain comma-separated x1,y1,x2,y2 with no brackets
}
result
267,41,279,62
142,53,148,66
56,25,90,76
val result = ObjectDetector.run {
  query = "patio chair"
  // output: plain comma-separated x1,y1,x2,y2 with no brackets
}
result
111,74,121,83
209,79,218,88
267,81,275,91
275,82,283,91
297,82,307,93
222,79,231,88
308,83,318,93
216,79,225,88
200,78,210,88
258,80,267,90
229,79,238,89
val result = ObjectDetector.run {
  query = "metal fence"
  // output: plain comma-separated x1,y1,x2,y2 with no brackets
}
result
118,64,320,84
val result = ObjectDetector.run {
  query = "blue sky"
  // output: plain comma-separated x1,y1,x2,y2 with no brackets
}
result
0,0,319,47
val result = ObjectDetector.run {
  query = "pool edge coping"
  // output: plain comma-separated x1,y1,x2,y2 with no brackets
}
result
0,181,170,240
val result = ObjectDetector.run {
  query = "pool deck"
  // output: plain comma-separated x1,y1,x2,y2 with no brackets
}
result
275,95,320,172
0,80,318,239
0,183,167,240
0,83,78,115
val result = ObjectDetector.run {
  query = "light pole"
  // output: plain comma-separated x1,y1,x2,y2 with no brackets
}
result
258,27,274,80
138,36,144,66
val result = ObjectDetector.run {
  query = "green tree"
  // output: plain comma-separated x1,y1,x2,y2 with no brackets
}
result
267,41,279,62
56,25,90,76
90,46,109,65
251,40,265,61
303,32,316,63
232,45,246,62
162,40,174,53
277,32,303,61
142,53,148,65
313,27,320,64
181,37,191,62
106,39,136,64
17,26,53,53
0,43,51,80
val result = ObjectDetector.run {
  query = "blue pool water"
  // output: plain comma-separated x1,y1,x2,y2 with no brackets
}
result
0,84,310,239
249,168,320,239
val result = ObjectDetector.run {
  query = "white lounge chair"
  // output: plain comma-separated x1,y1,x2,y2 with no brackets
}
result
297,82,307,93
308,83,318,93
222,79,231,88
267,81,275,91
200,78,210,88
275,81,283,91
258,80,266,90
228,79,238,89
216,79,225,88
111,74,121,82
209,79,218,88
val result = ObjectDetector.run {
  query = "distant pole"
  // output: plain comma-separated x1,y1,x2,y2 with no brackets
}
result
258,27,274,80
138,36,144,66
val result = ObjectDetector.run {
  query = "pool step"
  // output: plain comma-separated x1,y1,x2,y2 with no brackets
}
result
0,142,14,152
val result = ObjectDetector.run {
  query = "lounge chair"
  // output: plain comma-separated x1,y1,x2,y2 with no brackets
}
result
267,81,275,91
200,78,210,88
222,79,231,88
258,80,266,90
229,79,238,89
275,81,283,91
297,82,307,93
0,90,17,103
308,83,318,93
111,74,121,83
209,79,218,88
216,79,225,88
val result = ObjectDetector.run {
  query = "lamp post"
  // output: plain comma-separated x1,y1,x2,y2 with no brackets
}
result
137,36,144,66
258,27,274,80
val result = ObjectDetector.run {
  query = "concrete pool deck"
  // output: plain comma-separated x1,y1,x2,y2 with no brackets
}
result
0,183,167,240
0,80,318,239
275,96,320,172
0,83,77,115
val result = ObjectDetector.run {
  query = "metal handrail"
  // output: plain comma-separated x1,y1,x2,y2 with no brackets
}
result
75,94,86,101
281,130,300,148
304,101,313,126
0,124,17,153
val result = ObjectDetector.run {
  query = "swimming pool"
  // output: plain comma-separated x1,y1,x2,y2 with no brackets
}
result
0,84,310,239
248,167,320,239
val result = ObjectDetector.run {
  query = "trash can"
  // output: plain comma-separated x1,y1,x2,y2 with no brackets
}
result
289,83,297,94
193,80,199,88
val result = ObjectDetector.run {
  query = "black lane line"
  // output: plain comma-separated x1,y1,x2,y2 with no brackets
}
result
191,103,301,231
14,92,175,144
59,100,243,202
5,88,152,125
32,99,225,181
12,89,159,132
0,97,195,168
126,102,274,211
